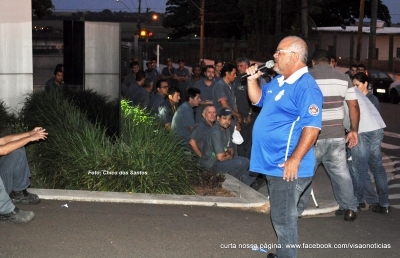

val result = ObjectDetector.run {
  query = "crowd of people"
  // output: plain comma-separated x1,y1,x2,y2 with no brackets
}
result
0,37,391,258
120,57,270,187
116,38,391,258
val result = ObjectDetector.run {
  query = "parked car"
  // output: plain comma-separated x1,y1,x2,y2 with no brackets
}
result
367,69,394,102
389,81,400,104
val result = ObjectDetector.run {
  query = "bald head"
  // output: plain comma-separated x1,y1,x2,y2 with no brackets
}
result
284,36,308,64
273,36,308,78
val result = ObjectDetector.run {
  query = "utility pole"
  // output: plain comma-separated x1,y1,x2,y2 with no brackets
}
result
275,0,282,45
301,0,308,39
145,7,150,60
368,0,378,69
199,0,205,62
137,0,141,31
356,0,365,62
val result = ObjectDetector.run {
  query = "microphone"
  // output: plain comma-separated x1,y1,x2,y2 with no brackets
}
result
241,60,275,79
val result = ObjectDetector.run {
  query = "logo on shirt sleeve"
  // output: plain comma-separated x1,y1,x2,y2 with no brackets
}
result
308,104,319,116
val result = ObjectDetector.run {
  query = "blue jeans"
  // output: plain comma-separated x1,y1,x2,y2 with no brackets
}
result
0,177,15,214
348,129,389,207
364,171,380,204
267,175,312,258
0,147,31,194
212,156,255,186
298,138,358,215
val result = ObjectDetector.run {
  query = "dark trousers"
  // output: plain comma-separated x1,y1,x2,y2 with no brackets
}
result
0,147,31,194
237,119,254,160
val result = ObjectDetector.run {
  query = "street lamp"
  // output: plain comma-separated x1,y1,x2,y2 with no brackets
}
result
116,0,133,12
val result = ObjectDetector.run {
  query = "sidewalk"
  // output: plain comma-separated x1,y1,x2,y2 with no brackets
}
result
257,151,396,216
29,152,396,216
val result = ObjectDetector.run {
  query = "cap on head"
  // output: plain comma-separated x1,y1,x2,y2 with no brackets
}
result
217,108,232,117
167,58,173,62
178,58,185,63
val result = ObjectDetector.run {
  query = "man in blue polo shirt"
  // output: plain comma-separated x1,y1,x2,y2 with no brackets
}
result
246,36,323,258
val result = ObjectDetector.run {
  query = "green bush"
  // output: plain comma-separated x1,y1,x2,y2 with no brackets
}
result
0,101,17,136
19,90,199,194
66,90,120,138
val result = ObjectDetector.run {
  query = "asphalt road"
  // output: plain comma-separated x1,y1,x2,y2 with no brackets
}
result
2,99,399,258
380,102,400,161
1,200,399,258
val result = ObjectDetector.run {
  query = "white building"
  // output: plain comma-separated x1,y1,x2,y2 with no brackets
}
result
312,21,400,61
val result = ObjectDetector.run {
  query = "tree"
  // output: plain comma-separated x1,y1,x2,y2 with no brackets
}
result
32,0,54,20
309,0,391,27
163,0,246,39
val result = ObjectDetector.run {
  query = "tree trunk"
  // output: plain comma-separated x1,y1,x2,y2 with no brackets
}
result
356,0,365,62
368,0,378,69
301,0,308,39
275,0,281,39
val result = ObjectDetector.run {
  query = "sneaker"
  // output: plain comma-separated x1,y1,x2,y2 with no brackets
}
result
9,189,40,205
0,207,35,224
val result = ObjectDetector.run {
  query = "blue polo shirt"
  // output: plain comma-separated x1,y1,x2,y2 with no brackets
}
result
250,67,323,178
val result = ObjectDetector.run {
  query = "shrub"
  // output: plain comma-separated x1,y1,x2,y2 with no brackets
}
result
66,90,120,138
20,91,198,194
0,101,17,136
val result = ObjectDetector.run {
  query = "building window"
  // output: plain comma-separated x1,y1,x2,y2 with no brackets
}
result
397,48,400,58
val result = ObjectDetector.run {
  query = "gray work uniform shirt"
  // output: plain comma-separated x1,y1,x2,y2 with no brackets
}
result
199,121,232,169
171,101,195,148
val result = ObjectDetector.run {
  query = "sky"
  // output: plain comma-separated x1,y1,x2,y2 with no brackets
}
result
52,0,400,24
52,0,168,13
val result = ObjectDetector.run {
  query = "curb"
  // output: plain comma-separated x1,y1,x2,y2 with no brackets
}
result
29,174,270,210
28,152,395,216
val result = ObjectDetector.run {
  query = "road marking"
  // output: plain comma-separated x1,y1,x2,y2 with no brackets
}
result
388,184,400,189
385,131,400,139
389,194,400,199
381,143,400,150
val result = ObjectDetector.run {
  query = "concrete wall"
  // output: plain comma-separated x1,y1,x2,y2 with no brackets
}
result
0,1,32,112
319,32,400,61
84,22,120,99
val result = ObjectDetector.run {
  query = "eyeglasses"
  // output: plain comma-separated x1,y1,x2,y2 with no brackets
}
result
275,49,295,55
161,86,168,89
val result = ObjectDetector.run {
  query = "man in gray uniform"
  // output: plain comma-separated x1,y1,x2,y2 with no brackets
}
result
171,88,201,148
194,65,216,122
212,63,241,134
173,58,190,104
45,68,69,94
189,105,216,160
199,108,255,186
